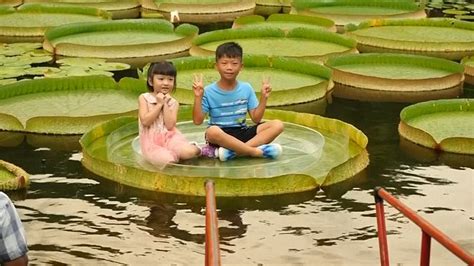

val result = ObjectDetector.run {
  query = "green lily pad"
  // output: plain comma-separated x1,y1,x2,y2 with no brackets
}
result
23,0,141,19
325,53,464,102
345,18,474,60
124,55,333,108
255,0,292,16
0,43,43,56
80,107,368,196
455,15,474,21
57,57,130,71
0,76,138,134
443,9,469,15
44,19,199,67
461,55,474,85
233,14,336,32
0,66,28,79
292,0,426,31
191,26,356,61
141,0,255,23
0,79,17,86
399,98,474,155
24,67,61,76
0,3,110,42
0,160,29,191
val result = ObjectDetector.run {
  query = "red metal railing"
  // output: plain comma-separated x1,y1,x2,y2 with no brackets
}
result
374,187,474,266
205,180,221,266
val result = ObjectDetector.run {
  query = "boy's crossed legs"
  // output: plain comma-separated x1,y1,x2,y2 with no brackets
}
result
204,120,284,160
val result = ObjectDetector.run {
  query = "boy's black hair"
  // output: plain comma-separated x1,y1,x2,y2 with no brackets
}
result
146,61,177,92
215,42,243,61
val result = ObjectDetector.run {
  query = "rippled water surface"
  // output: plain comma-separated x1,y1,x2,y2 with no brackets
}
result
1,1,474,264
1,91,472,264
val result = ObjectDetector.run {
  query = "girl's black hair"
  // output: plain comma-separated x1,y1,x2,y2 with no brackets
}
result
215,42,243,61
146,61,177,92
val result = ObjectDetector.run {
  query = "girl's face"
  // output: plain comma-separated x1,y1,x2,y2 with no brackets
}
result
150,74,175,94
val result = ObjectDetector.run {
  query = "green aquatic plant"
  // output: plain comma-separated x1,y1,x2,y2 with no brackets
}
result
291,0,426,32
24,0,141,19
122,55,333,109
233,14,336,32
255,0,292,16
80,107,368,196
0,76,138,134
141,0,255,23
325,53,464,102
0,3,110,43
399,98,474,155
0,160,29,191
461,55,474,85
191,26,357,62
345,18,474,60
43,19,199,67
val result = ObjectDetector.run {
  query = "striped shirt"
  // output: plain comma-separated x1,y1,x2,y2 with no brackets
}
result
202,81,258,128
0,192,28,263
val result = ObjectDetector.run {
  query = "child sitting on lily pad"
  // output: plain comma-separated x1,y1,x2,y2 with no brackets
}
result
192,42,284,161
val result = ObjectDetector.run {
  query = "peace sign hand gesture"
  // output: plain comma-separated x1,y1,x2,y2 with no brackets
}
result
193,73,204,98
261,76,272,99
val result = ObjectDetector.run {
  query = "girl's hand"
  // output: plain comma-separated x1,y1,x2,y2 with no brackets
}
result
163,94,173,105
156,92,165,105
193,73,204,98
261,76,272,99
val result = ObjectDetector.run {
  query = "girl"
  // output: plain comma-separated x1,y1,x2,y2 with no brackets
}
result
138,61,200,167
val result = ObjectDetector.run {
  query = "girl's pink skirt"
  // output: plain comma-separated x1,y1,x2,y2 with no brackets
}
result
140,128,190,167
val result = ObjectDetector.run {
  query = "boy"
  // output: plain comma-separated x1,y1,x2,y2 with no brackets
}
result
193,42,284,161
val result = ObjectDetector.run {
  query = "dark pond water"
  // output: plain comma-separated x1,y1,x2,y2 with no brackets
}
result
1,1,474,265
1,86,472,264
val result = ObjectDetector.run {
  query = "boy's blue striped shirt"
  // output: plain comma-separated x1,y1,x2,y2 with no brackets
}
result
202,81,258,128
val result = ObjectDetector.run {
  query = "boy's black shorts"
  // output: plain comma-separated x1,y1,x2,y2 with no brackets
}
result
207,124,260,145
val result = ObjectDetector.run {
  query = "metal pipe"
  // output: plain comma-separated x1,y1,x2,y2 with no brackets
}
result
374,187,390,266
420,230,431,266
377,188,473,265
205,180,221,266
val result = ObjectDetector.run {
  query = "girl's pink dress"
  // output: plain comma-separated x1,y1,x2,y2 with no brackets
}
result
139,93,190,167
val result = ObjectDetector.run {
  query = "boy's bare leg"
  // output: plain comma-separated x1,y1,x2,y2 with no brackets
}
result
206,126,262,157
246,120,284,147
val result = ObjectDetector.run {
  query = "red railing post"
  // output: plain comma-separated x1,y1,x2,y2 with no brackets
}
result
376,187,474,265
205,180,221,266
420,230,431,266
374,187,390,266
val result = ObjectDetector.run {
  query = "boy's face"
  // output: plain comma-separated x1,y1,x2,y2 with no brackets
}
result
215,56,243,81
149,74,175,95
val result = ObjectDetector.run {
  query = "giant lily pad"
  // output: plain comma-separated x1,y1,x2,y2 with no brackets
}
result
461,55,474,85
233,14,336,32
80,107,368,197
190,26,357,62
24,0,141,19
255,0,292,16
291,0,426,32
0,0,22,7
345,18,474,60
140,0,255,23
120,55,333,109
399,99,474,155
0,160,29,191
0,76,138,134
43,19,199,67
0,3,110,43
325,53,464,102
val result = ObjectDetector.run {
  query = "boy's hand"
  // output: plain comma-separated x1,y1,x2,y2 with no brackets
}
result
261,76,272,99
193,73,204,98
